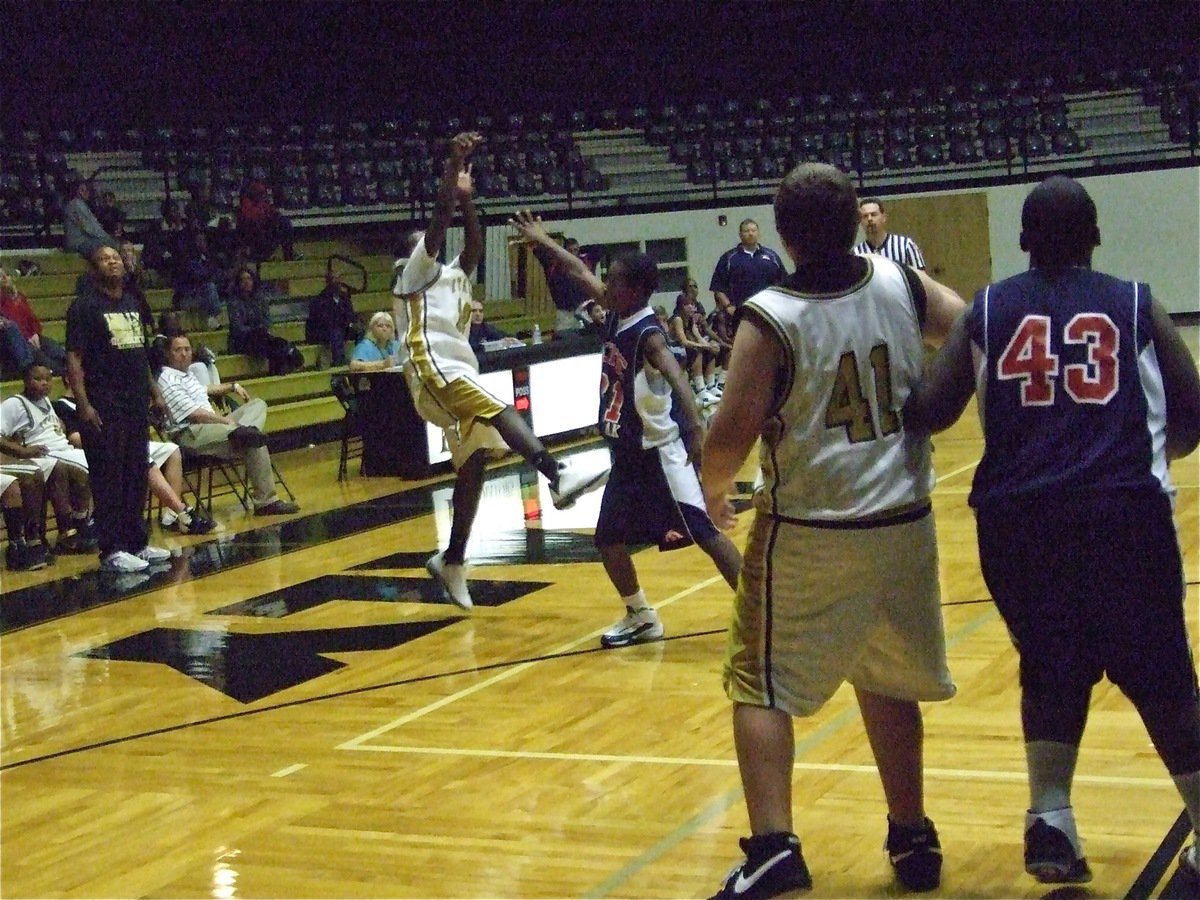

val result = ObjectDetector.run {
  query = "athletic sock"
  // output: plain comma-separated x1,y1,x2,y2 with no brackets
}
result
1173,771,1200,835
621,588,650,612
1026,740,1078,812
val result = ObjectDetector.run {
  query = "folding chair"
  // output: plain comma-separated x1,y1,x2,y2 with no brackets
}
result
330,373,363,480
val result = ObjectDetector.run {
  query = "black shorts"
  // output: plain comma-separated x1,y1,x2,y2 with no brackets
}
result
977,488,1197,706
594,442,718,551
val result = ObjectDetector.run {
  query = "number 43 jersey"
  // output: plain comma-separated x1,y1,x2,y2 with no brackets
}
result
967,268,1171,508
744,256,932,523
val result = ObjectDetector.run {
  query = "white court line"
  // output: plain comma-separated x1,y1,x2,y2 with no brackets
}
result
339,743,1172,788
934,459,979,484
336,573,726,750
271,763,307,777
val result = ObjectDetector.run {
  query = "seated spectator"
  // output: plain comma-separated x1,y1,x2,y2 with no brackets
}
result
706,291,736,391
226,266,304,375
157,332,299,516
237,180,300,262
208,216,241,272
580,299,608,339
0,267,68,375
349,311,402,372
0,315,34,377
0,464,52,570
94,190,127,241
173,230,226,330
62,177,119,259
467,301,522,353
654,304,688,366
53,389,215,536
0,361,97,553
151,311,219,383
141,198,189,284
306,269,363,367
669,289,722,406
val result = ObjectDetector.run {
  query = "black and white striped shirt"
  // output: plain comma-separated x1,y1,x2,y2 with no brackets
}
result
853,234,926,270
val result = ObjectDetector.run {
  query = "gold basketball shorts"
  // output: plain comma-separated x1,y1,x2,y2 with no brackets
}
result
724,509,956,716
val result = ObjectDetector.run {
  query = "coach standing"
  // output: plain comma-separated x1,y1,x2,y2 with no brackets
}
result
65,245,170,572
854,197,926,269
709,218,786,311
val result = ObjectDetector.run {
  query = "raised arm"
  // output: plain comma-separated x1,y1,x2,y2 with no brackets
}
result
510,211,606,301
457,162,484,277
424,132,483,261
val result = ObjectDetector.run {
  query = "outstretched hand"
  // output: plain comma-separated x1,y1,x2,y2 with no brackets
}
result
509,210,550,244
449,131,484,164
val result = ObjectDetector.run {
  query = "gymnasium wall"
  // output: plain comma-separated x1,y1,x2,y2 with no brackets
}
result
528,167,1199,315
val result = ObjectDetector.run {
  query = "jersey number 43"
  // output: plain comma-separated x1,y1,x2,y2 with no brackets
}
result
997,313,1119,406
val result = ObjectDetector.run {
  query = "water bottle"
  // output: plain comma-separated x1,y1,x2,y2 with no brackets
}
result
532,323,542,345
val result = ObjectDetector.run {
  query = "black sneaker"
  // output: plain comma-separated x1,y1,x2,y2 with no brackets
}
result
711,832,812,899
179,508,216,535
1180,843,1199,885
1024,812,1091,884
5,541,49,571
886,816,942,892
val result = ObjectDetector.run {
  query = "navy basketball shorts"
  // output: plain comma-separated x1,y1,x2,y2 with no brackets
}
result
594,439,719,550
977,488,1198,706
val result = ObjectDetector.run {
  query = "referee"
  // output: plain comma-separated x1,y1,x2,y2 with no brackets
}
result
854,197,926,270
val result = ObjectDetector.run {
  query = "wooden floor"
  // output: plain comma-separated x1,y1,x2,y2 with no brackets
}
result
1,377,1197,897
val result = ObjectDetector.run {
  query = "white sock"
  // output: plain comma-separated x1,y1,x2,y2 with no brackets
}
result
691,376,705,393
1173,770,1200,837
1026,807,1083,856
161,510,178,526
622,588,650,612
1026,740,1077,813
715,368,726,385
705,375,716,389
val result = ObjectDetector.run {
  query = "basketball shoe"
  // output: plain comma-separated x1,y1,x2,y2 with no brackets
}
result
1024,808,1091,883
600,606,664,648
427,551,472,610
710,832,812,899
549,457,610,510
886,816,942,891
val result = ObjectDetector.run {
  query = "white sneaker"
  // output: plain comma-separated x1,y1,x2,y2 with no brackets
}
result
600,606,664,648
549,457,610,510
136,545,172,562
426,551,472,610
102,550,149,572
696,388,719,407
1179,843,1199,883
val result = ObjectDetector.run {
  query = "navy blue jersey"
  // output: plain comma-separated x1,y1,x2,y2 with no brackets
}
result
598,308,680,454
967,268,1171,508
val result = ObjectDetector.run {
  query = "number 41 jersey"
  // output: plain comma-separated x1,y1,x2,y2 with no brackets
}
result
745,256,932,523
967,268,1172,508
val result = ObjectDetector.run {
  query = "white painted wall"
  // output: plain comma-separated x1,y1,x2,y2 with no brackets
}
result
984,167,1199,313
484,166,1199,314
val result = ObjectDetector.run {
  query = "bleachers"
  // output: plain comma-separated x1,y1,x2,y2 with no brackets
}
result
0,241,557,447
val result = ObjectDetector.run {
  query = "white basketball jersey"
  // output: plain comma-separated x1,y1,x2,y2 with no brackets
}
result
393,236,479,389
746,257,933,521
